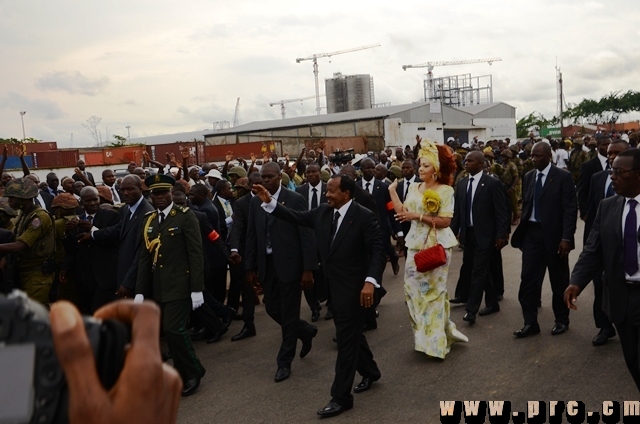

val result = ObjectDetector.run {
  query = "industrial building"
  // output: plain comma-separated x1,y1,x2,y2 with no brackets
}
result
203,101,516,156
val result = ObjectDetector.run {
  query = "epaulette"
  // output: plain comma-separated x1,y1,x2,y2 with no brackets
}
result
145,210,156,216
179,206,190,213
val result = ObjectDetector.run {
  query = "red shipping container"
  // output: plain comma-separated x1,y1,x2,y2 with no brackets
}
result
146,142,203,167
204,141,281,162
102,146,145,165
80,151,105,166
32,150,79,169
26,142,58,153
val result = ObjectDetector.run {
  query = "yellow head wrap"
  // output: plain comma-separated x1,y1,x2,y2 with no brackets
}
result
417,139,440,177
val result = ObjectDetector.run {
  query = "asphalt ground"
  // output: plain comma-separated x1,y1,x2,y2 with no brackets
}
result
176,219,638,424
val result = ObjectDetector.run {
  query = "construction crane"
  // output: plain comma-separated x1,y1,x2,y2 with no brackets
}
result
296,43,381,115
402,57,502,101
233,97,240,127
269,95,325,119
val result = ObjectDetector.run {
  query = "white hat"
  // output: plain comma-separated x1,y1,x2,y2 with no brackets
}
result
447,137,455,142
621,133,630,141
461,143,470,149
206,169,223,180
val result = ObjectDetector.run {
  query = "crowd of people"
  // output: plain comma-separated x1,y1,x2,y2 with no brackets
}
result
1,127,640,419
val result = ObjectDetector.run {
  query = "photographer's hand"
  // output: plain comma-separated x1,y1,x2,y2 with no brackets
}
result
50,301,182,424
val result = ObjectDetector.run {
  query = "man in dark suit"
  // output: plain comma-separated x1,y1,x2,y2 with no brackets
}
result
577,136,610,224
45,172,62,197
359,158,403,276
101,169,122,204
72,159,96,186
511,142,577,337
566,149,640,391
296,163,329,322
244,162,318,383
87,175,154,299
228,173,263,341
255,174,385,418
395,159,421,253
62,186,120,314
451,151,509,323
581,140,629,346
135,174,206,397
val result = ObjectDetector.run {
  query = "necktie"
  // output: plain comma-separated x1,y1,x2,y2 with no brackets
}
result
465,177,474,225
222,199,232,217
158,211,165,224
404,180,410,200
87,215,93,224
534,172,544,222
605,162,611,171
331,211,340,243
365,181,371,193
605,180,615,198
624,199,639,276
311,187,318,209
111,187,120,203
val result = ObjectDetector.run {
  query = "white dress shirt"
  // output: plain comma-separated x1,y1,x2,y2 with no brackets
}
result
597,153,608,171
529,162,552,223
466,171,483,227
308,182,322,210
362,178,375,194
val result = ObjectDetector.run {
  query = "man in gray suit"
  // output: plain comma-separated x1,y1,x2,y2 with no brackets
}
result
566,149,640,392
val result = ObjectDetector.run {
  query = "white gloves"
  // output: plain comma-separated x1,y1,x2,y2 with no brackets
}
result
134,294,144,304
191,292,204,310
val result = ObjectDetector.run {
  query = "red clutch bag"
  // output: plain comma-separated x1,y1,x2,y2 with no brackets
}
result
414,217,447,273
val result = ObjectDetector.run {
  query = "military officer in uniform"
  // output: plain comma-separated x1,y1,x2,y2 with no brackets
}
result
134,174,206,397
0,178,55,306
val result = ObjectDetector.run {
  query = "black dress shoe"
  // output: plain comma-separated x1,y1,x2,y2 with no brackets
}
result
463,312,476,324
206,326,228,343
300,325,318,358
274,367,291,382
450,297,467,304
222,307,237,327
354,376,379,394
592,328,616,346
392,261,400,276
231,324,256,342
190,328,210,341
514,324,541,338
181,377,201,397
478,306,500,316
311,309,321,322
551,323,569,335
324,309,334,320
317,401,352,418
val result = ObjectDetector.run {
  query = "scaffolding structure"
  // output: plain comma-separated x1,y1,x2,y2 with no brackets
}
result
426,73,494,106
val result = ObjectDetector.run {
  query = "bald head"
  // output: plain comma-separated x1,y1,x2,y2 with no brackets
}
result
339,164,357,180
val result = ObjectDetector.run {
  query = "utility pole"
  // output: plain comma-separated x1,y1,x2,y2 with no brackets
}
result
558,69,564,137
125,125,131,144
19,111,26,142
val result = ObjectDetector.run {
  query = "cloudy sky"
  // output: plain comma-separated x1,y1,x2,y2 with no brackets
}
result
1,0,638,147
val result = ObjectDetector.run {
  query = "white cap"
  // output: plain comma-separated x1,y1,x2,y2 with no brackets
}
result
461,143,470,149
206,169,223,180
447,137,455,142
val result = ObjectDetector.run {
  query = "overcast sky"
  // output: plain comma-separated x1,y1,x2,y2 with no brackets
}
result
1,0,638,147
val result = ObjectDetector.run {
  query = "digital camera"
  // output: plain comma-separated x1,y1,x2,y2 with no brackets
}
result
0,291,129,424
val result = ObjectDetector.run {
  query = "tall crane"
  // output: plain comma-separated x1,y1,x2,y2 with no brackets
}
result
296,43,381,115
269,95,325,119
402,57,502,100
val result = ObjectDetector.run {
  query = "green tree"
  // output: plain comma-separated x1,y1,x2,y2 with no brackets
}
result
563,90,640,126
516,112,558,138
109,134,127,147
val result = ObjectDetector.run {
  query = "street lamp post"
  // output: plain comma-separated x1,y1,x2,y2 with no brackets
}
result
125,125,131,144
19,111,26,142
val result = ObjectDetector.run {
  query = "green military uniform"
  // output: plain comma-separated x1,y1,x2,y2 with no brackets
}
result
499,154,521,221
0,197,17,231
568,144,590,183
14,206,55,306
137,174,205,382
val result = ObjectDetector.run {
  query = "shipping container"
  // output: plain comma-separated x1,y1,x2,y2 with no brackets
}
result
0,155,34,170
1,142,58,157
146,142,204,167
204,140,281,162
304,137,367,155
102,146,145,165
80,151,106,166
32,150,79,169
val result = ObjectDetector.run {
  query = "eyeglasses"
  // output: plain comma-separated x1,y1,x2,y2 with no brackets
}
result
609,168,640,176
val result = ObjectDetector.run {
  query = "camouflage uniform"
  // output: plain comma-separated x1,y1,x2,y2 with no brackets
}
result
5,180,55,307
568,144,590,183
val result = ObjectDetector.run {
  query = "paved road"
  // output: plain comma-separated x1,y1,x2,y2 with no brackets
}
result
177,220,637,423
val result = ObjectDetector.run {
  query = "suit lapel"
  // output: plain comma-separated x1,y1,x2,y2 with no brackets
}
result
329,202,356,255
540,166,555,198
614,195,625,242
473,174,488,206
